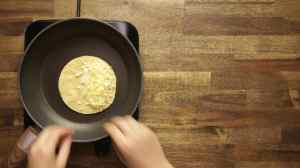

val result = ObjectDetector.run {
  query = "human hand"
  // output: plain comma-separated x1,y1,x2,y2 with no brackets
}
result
104,116,173,168
27,126,73,168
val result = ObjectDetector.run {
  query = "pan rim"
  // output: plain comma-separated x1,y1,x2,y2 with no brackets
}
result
19,17,144,142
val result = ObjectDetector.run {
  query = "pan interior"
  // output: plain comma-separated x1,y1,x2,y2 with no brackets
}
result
20,19,142,142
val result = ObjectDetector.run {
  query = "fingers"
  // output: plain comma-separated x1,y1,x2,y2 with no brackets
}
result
57,135,72,168
107,115,140,134
110,116,133,135
103,122,126,148
124,115,139,127
34,126,73,153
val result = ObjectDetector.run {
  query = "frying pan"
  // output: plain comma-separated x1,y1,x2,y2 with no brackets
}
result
19,18,143,142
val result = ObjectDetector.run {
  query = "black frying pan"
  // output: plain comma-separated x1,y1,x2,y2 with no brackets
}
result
19,18,143,142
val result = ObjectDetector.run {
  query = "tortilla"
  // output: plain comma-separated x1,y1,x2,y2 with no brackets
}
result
58,56,116,114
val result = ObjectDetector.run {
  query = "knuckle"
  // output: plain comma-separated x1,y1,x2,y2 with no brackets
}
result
122,141,134,151
112,117,122,124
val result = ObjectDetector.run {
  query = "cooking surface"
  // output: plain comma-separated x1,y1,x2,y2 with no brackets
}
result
1,0,300,168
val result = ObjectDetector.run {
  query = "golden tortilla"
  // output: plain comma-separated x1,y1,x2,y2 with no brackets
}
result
58,56,116,114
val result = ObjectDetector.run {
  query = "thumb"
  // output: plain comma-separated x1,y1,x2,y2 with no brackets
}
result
57,135,72,168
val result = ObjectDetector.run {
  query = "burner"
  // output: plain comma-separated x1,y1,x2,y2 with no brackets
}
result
23,19,140,155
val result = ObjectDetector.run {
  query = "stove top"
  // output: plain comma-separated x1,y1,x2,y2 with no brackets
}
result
23,19,140,155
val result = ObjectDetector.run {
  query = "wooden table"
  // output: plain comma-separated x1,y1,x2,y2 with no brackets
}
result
1,0,300,167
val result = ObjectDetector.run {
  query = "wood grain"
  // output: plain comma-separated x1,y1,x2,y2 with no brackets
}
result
54,0,77,17
0,0,55,165
81,0,300,167
0,0,300,168
184,16,300,35
0,0,53,19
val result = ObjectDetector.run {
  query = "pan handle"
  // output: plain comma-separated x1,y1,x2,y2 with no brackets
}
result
2,127,38,168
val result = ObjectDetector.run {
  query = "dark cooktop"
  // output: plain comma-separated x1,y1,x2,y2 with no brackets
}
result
23,19,140,155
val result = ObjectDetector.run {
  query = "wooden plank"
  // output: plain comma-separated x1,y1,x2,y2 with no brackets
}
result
282,127,300,144
174,35,300,55
142,50,238,71
163,144,234,167
144,72,211,90
81,0,184,35
185,4,275,17
238,60,300,72
280,71,300,81
54,0,76,17
185,0,275,4
236,161,300,168
142,36,300,71
183,0,300,36
279,72,300,90
183,15,300,35
273,1,300,20
211,71,248,90
0,109,22,128
185,1,300,21
227,144,300,161
0,0,53,19
0,126,22,157
154,127,281,145
164,144,300,163
138,31,300,66
0,18,32,36
169,161,233,168
0,73,17,91
0,36,23,53
0,109,15,127
211,71,291,90
246,89,293,108
0,91,21,109
141,87,300,128
217,127,281,144
0,52,20,72
140,69,300,128
0,73,20,110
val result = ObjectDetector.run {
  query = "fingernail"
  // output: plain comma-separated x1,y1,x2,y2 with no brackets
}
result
64,136,72,144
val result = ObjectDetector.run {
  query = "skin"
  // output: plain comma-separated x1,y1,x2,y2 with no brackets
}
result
27,126,73,168
27,116,173,168
104,116,173,168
